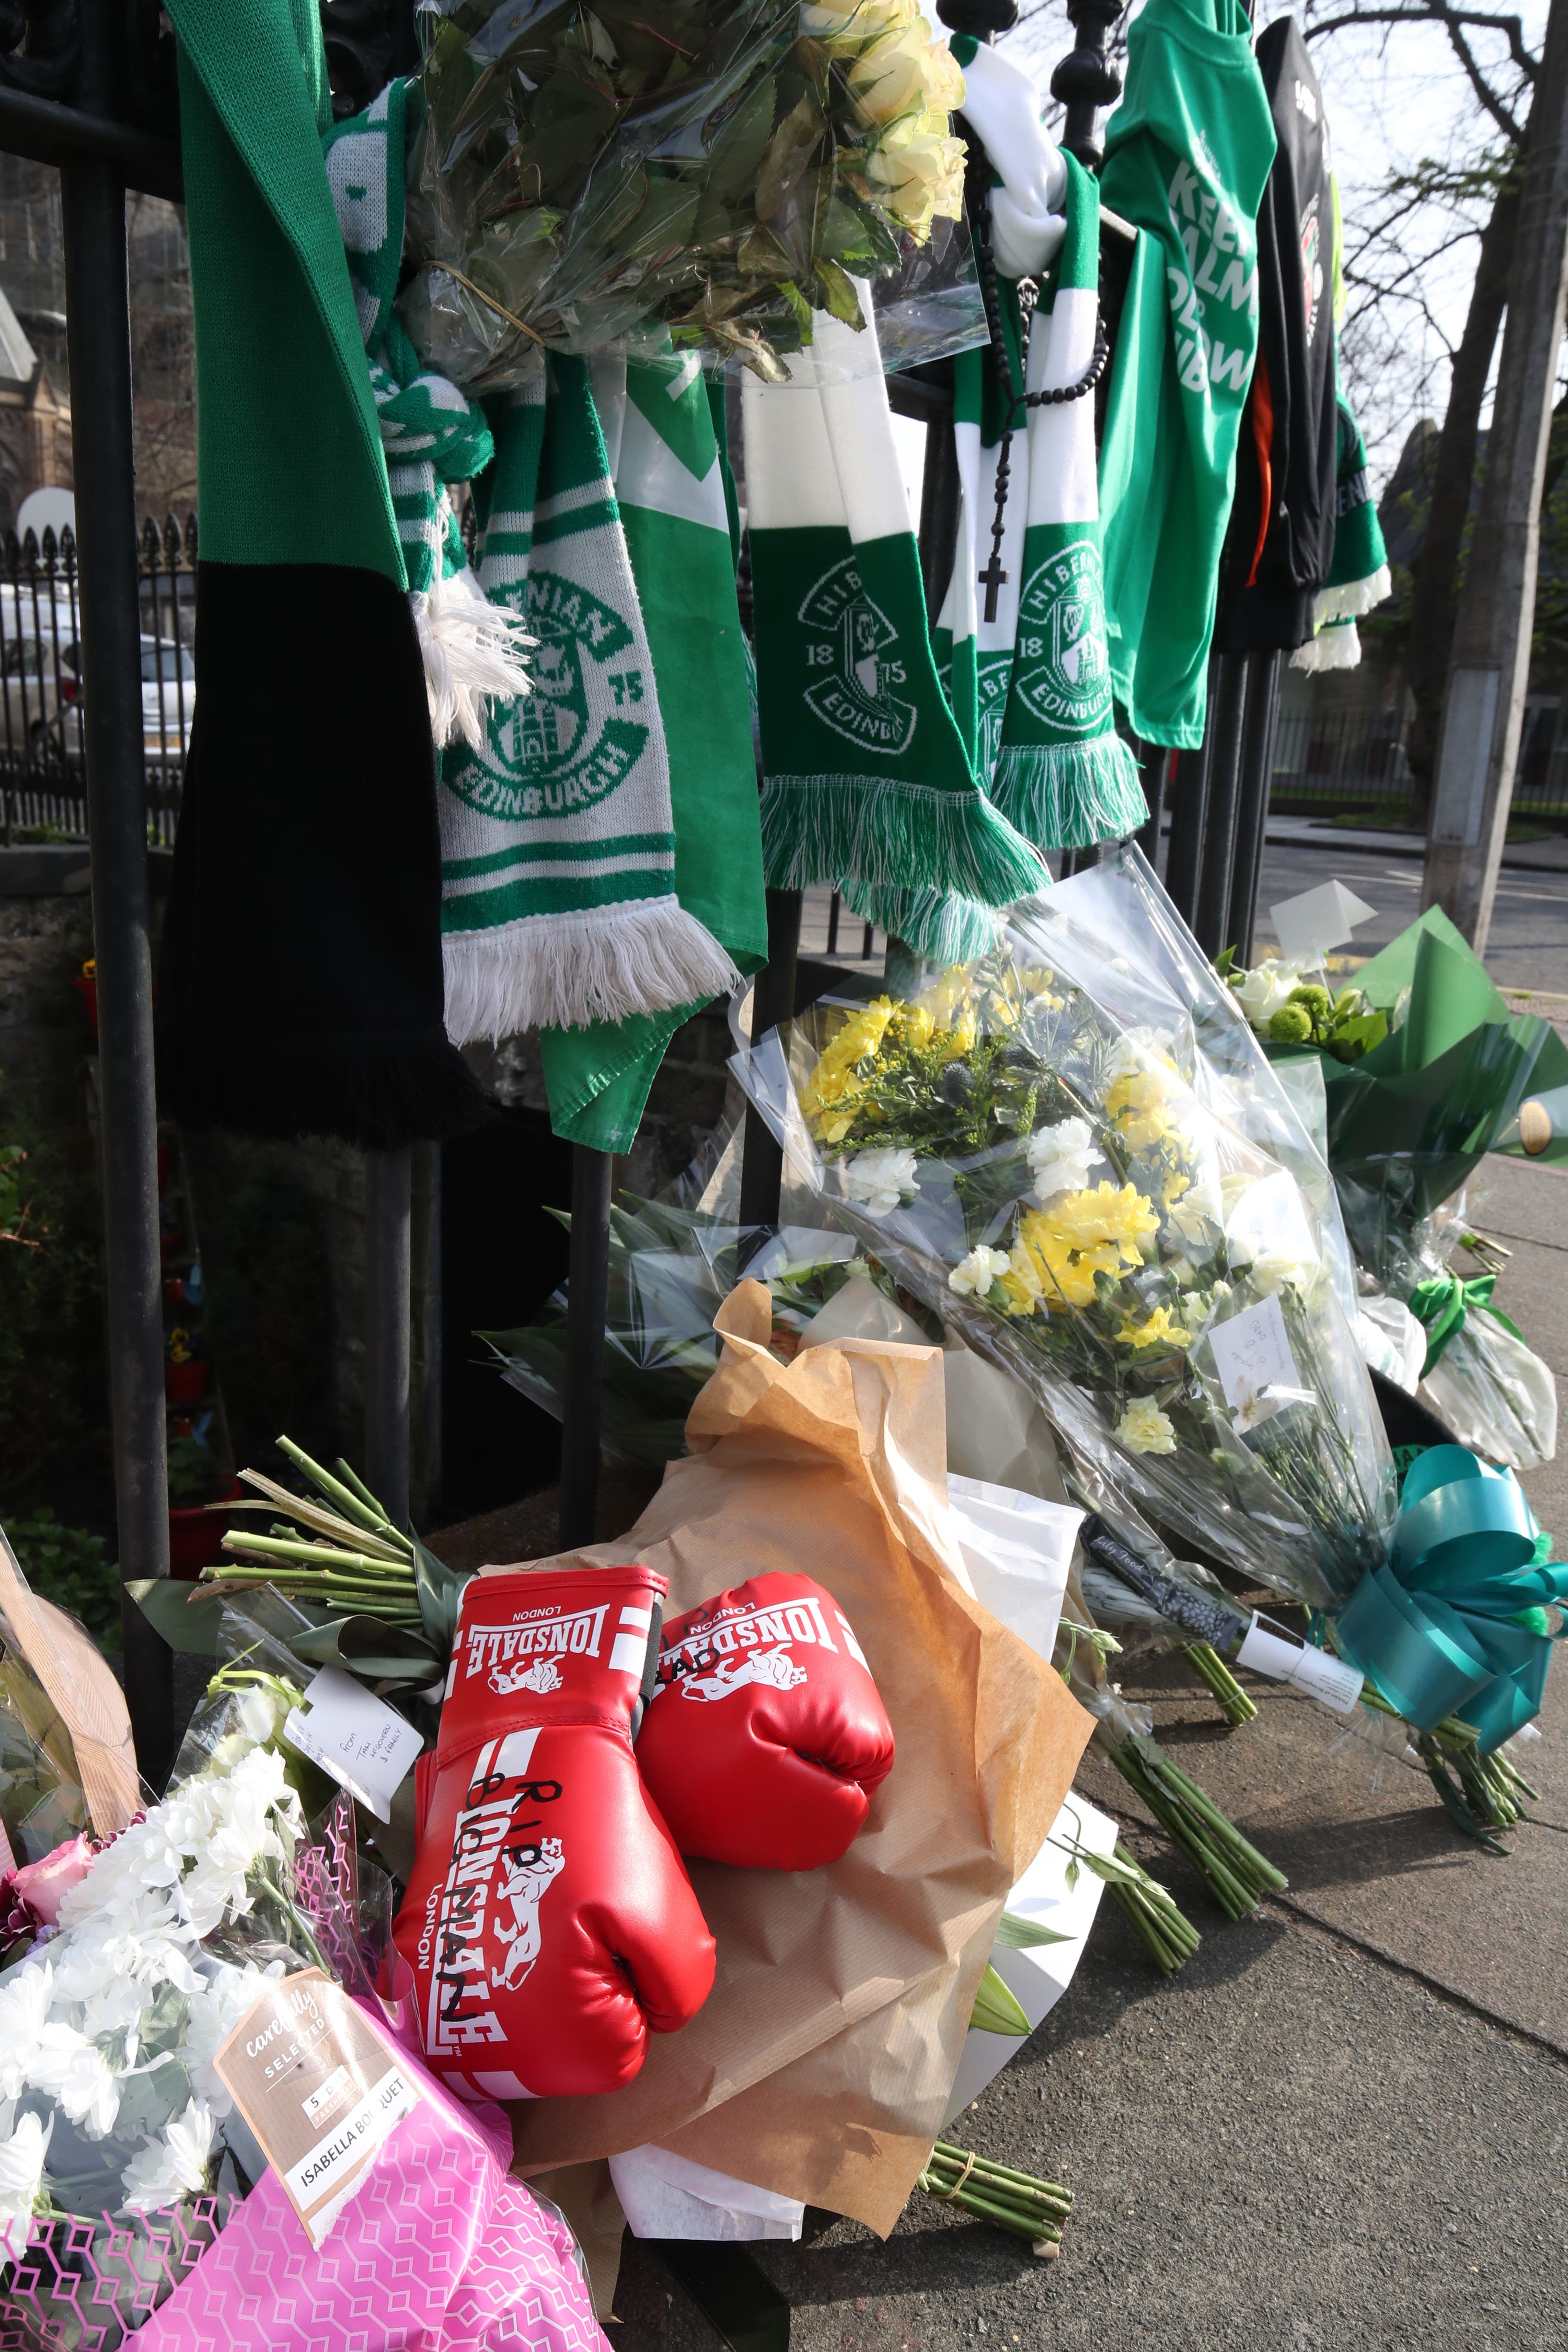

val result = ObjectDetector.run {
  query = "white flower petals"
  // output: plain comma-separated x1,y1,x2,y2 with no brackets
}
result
843,1146,920,1216
1025,1116,1104,1203
948,1245,1010,1298
120,2097,216,2216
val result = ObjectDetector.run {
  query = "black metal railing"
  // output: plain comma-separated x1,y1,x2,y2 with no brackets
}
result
0,514,195,848
1270,695,1568,825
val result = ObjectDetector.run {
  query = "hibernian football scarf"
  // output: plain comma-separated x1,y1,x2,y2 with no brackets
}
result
158,0,486,1146
440,355,741,1042
744,291,1046,930
991,156,1147,849
1099,0,1276,748
321,80,531,749
1290,394,1391,673
536,348,767,1151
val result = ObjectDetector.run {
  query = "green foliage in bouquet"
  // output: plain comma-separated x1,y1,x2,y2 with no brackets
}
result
405,0,966,381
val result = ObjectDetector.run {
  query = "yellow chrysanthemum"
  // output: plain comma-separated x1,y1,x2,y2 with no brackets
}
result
998,1241,1046,1316
1115,1304,1191,1352
800,996,898,1136
1162,1172,1191,1207
1032,1182,1159,1257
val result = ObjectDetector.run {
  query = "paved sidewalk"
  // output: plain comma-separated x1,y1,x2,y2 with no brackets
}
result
605,1152,1568,2352
1264,814,1568,874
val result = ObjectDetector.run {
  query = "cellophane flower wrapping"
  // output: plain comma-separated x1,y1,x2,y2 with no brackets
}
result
0,1639,95,1963
733,850,1396,1612
0,1644,605,2350
485,1190,933,1465
403,0,981,388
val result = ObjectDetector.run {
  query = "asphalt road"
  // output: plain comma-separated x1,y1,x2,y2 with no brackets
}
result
1247,837,1568,999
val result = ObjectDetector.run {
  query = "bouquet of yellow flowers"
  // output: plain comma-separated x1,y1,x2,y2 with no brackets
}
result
737,851,1396,1610
403,0,974,385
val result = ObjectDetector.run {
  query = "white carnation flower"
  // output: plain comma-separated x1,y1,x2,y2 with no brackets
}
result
948,1245,1010,1298
1025,1116,1104,1202
1242,1250,1314,1298
120,2097,215,2217
1116,1398,1178,1456
843,1146,919,1216
0,2109,51,2257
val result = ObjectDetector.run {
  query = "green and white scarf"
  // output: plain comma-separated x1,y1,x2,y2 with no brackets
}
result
440,356,740,1040
744,287,1045,931
536,348,767,1150
992,156,1146,849
1292,392,1390,672
322,81,531,747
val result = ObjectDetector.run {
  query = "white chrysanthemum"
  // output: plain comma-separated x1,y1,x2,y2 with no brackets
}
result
0,1966,53,2102
0,2109,51,2255
843,1146,919,1216
183,1961,279,2116
1025,1116,1104,1203
25,2022,124,2139
120,2097,215,2216
948,1244,1010,1298
1116,1399,1177,1456
179,1745,298,1938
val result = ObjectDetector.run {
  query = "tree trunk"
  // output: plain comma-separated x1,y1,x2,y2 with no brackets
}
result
1404,172,1523,821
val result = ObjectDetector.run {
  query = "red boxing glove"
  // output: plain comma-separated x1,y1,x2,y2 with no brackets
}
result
635,1574,895,1871
391,1565,716,2101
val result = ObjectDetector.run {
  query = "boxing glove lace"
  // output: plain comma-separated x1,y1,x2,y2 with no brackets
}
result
391,1564,716,2101
634,1573,895,1871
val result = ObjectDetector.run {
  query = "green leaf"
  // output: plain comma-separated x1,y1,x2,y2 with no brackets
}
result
707,75,778,203
969,1962,1031,2036
995,1910,1074,1949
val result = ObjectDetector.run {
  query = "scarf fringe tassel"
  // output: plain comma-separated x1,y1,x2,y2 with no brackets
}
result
759,774,1046,908
1313,566,1391,626
991,731,1148,851
1290,622,1362,674
443,898,741,1044
839,878,1006,964
414,564,537,751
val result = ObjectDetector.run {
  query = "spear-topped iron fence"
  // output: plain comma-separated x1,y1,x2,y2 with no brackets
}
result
0,514,195,846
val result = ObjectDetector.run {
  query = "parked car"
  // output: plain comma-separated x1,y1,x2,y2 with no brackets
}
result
0,630,195,773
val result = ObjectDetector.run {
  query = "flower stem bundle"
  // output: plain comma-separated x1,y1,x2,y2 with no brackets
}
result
917,2139,1073,2255
203,1438,423,1629
1105,1733,1287,1921
1181,1640,1258,1727
1100,1840,1202,1974
1353,1680,1538,1849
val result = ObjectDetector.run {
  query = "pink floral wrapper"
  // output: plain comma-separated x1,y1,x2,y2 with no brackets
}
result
128,2006,608,2352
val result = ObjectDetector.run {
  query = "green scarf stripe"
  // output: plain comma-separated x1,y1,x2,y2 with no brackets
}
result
444,832,675,879
534,498,622,547
442,867,678,930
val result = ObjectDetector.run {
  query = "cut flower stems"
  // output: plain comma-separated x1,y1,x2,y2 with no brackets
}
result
199,1436,467,1648
917,2140,1073,2256
1105,1732,1288,1921
1182,1640,1258,1726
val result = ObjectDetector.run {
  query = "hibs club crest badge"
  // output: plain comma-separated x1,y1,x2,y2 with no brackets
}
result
1013,541,1112,739
798,556,917,758
446,569,650,821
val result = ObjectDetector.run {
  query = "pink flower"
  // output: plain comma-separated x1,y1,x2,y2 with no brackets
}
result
8,1835,97,1927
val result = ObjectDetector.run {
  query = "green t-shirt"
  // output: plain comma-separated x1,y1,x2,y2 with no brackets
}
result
1099,0,1276,748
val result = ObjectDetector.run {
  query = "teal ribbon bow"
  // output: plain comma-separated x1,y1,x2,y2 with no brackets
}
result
1406,1270,1524,1377
1335,1445,1568,1751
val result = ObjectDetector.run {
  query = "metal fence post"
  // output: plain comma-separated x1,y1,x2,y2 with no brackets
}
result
558,1145,614,1549
1192,650,1250,956
1229,649,1283,965
363,1145,412,1527
61,130,174,1778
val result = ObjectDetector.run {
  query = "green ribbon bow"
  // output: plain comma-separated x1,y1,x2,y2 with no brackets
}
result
1406,1270,1524,1377
1335,1445,1568,1751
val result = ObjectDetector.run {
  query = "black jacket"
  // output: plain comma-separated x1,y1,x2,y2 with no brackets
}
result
1216,15,1339,652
